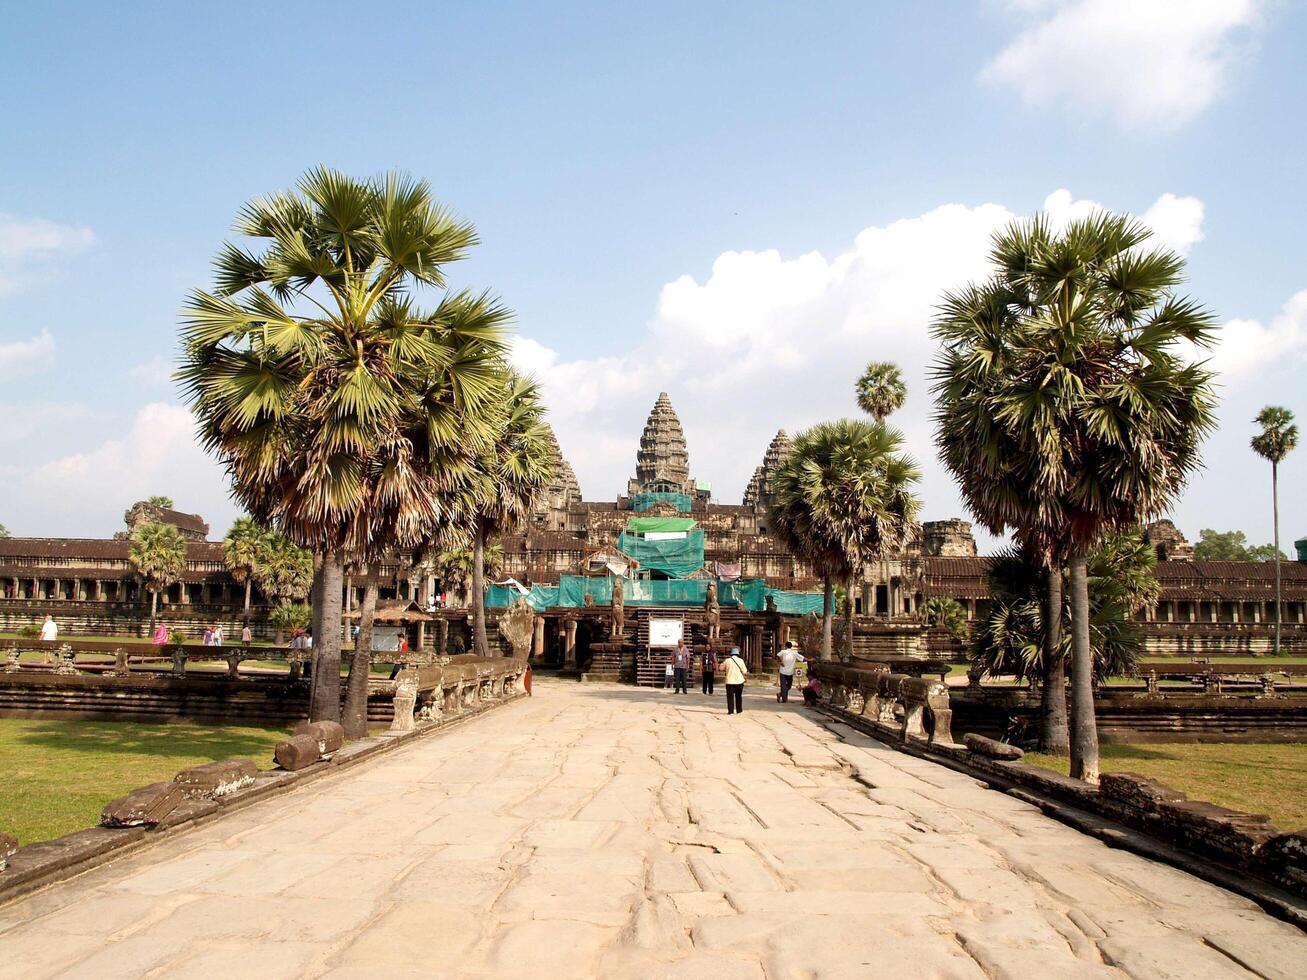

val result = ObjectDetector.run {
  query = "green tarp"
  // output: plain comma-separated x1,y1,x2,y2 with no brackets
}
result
486,574,824,614
624,516,698,534
629,492,693,513
617,529,705,578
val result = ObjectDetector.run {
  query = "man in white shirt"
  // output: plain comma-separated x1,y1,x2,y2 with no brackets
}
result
776,641,805,704
39,615,58,642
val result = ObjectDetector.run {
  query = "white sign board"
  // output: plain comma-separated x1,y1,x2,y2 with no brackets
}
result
648,618,683,648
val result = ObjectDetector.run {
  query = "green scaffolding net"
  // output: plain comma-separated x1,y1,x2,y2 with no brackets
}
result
487,575,824,614
629,492,694,513
617,529,704,578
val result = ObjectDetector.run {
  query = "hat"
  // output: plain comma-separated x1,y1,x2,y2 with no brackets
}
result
730,646,740,655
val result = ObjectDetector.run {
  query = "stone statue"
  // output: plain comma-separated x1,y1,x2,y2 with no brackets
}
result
705,581,721,640
500,598,535,659
611,577,625,638
583,592,596,608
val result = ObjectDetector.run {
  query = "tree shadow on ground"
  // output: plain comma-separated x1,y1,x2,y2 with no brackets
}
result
12,720,290,760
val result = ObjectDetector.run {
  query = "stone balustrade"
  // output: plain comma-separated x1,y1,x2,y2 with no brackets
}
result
810,661,954,746
386,657,528,732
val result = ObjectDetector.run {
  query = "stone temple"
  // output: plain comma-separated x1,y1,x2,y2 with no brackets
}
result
0,392,1305,670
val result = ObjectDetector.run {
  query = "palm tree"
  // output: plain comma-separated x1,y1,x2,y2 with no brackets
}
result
223,517,263,629
855,361,907,423
254,531,314,642
1251,406,1298,655
924,596,968,643
147,495,175,509
129,521,188,632
770,419,920,659
179,168,509,725
933,212,1217,782
463,374,554,657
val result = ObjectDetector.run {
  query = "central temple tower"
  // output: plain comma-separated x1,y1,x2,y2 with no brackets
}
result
627,392,701,498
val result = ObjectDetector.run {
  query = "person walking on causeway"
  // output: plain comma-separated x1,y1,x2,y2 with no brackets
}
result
723,646,748,715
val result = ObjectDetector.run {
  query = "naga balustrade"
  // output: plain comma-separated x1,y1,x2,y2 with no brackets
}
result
809,661,954,746
0,637,479,681
385,658,528,732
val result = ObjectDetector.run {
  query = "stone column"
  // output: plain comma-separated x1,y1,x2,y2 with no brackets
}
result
532,615,545,661
750,624,764,671
438,617,449,656
564,619,578,669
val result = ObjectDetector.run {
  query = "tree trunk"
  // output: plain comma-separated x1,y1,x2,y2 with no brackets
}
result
342,564,380,739
242,578,252,628
472,520,490,657
844,572,856,661
1039,563,1070,755
305,557,325,719
820,576,833,661
1273,460,1282,656
149,589,158,632
1067,551,1099,783
308,551,344,724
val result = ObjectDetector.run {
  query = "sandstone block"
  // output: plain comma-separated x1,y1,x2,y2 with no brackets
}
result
294,720,345,757
274,733,321,771
963,733,1023,760
1099,771,1186,811
174,758,257,799
101,781,183,828
0,830,17,872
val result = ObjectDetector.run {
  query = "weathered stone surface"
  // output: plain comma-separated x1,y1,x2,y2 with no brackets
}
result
273,733,321,771
174,758,257,799
963,732,1023,760
101,781,184,828
1099,771,1187,810
294,719,345,758
0,680,1300,976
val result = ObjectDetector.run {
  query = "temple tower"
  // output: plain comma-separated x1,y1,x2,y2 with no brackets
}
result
743,430,793,514
627,392,696,496
530,424,582,530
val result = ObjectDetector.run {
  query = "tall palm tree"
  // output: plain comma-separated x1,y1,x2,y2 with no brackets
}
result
223,517,263,628
855,361,907,423
1251,405,1298,655
147,495,175,509
129,521,188,633
179,168,508,724
933,212,1218,782
770,419,920,659
463,373,554,657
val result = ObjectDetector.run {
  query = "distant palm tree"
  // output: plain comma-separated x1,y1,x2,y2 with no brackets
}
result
924,596,968,643
1251,406,1299,655
179,167,509,724
147,495,175,509
129,521,188,632
933,212,1218,782
463,374,554,657
770,419,920,659
223,517,264,628
253,531,314,641
855,361,907,423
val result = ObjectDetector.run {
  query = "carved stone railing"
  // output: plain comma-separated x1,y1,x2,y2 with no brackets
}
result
385,657,528,732
810,661,954,746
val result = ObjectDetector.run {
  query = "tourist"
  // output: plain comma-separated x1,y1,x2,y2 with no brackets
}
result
241,622,252,645
212,624,223,647
39,615,58,642
776,640,805,704
700,643,718,695
723,646,748,715
202,626,214,646
151,621,169,645
802,675,822,707
672,639,690,694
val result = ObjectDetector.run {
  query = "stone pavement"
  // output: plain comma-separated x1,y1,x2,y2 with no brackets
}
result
2,681,1305,979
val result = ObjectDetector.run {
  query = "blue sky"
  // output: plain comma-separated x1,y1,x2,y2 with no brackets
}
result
1,0,1304,552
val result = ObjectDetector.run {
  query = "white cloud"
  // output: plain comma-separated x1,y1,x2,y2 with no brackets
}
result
0,214,95,294
1043,188,1205,255
983,0,1262,131
1209,290,1307,380
129,355,175,386
0,400,92,446
0,403,238,538
514,189,1206,536
0,329,56,378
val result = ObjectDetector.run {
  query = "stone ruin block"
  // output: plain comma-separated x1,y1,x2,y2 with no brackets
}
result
101,781,184,828
274,733,322,771
0,831,17,872
963,733,1023,761
1098,772,1187,812
294,720,345,758
173,758,257,800
1155,798,1276,862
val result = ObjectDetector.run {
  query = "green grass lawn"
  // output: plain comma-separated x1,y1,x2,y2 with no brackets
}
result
0,719,290,845
1024,743,1307,831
